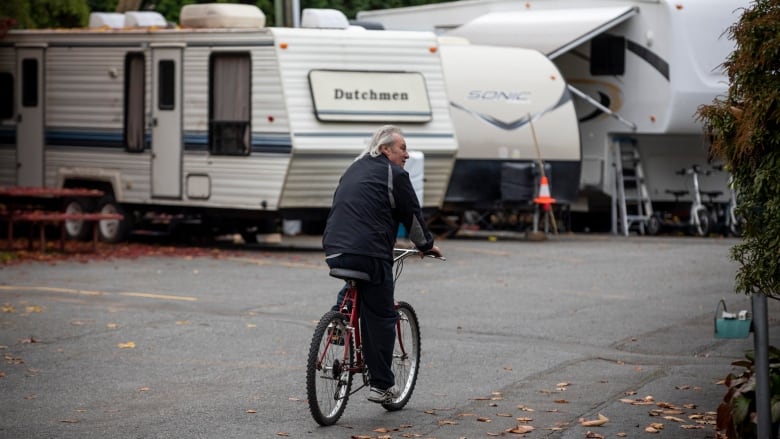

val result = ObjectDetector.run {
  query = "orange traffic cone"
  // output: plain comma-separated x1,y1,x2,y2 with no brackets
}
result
533,175,556,206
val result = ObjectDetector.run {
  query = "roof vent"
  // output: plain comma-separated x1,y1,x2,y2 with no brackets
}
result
301,9,349,29
89,12,125,29
124,11,167,28
180,3,266,28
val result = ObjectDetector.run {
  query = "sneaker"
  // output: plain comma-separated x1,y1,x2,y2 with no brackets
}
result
367,385,399,403
328,323,344,345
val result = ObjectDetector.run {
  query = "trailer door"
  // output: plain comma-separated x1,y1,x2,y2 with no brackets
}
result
15,46,45,187
151,46,183,199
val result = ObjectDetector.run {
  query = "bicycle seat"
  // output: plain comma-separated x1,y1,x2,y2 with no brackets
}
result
666,189,689,197
329,268,371,282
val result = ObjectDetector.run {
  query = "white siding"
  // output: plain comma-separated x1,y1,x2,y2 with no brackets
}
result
272,28,457,208
47,47,128,131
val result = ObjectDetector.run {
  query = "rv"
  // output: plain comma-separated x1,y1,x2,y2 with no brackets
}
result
0,4,457,242
435,40,581,232
359,0,748,231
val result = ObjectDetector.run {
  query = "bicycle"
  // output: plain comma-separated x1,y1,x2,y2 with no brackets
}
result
647,165,710,237
306,248,445,426
711,165,745,237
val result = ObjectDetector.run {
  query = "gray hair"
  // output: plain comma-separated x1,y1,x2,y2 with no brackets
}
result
357,125,403,159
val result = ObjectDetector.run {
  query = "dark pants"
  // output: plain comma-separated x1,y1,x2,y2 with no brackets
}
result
327,254,396,390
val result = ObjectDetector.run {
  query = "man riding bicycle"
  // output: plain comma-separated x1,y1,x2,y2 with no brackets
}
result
322,125,443,403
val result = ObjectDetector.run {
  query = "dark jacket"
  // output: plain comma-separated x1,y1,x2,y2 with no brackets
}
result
322,154,435,261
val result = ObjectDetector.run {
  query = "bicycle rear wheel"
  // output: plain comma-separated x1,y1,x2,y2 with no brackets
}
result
382,301,421,411
306,311,353,425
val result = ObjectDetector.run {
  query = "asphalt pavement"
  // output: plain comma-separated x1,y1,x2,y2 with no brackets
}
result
0,233,777,438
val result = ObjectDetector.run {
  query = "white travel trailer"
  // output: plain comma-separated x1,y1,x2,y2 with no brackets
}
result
435,40,581,230
0,5,457,242
359,0,747,231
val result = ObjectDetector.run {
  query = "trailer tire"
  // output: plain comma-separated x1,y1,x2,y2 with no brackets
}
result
96,196,130,243
63,197,95,241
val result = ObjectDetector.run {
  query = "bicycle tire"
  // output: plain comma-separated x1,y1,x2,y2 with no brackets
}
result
382,301,421,412
690,207,710,237
306,310,353,426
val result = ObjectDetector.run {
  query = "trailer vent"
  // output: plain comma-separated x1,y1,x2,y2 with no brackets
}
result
124,11,167,28
180,3,266,28
301,9,349,29
88,12,125,29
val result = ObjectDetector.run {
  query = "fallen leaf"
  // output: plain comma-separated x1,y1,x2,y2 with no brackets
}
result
1,304,14,313
617,433,627,437
681,424,704,430
106,323,119,329
59,419,80,423
496,413,513,417
246,409,257,414
664,416,686,423
517,404,535,412
516,417,533,423
438,420,458,426
645,426,660,433
585,432,605,439
579,414,609,427
506,425,534,434
137,387,150,392
276,433,289,437
25,305,43,313
477,417,492,422
554,399,569,404
117,341,135,349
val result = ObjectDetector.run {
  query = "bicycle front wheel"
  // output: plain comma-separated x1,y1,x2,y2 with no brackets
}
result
306,311,353,426
382,301,421,411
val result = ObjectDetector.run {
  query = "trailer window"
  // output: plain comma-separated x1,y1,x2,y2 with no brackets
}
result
21,59,38,107
158,60,175,110
209,52,250,156
125,53,145,152
590,35,625,76
0,73,12,119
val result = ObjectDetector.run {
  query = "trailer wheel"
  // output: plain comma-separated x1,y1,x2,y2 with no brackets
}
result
63,197,94,241
97,196,130,243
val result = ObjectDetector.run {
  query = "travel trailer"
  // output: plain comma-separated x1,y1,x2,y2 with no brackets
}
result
0,4,458,242
359,0,748,232
435,40,581,231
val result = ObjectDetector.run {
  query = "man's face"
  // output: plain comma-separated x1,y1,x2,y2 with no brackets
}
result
382,133,409,167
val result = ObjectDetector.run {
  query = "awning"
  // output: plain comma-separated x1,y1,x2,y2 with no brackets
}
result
446,5,638,59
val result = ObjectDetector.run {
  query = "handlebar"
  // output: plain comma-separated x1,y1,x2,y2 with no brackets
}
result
676,165,707,176
393,248,446,262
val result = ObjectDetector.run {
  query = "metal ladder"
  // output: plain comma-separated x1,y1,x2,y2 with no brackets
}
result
612,138,653,236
